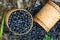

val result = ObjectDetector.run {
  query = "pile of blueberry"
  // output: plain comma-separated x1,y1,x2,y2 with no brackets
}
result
26,0,48,17
3,0,58,40
3,26,18,40
4,20,60,40
4,22,46,40
8,10,32,34
47,20,60,40
27,2,43,17
15,22,46,40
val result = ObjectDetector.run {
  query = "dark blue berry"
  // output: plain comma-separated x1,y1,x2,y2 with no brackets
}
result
15,22,46,40
47,20,60,40
8,10,32,34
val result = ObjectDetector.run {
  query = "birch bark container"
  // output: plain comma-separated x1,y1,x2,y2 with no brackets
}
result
5,9,33,35
34,1,60,32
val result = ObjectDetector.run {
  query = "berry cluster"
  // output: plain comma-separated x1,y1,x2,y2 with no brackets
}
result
16,22,46,40
26,1,43,17
3,26,18,40
8,10,32,34
3,22,46,40
26,0,48,17
47,20,60,40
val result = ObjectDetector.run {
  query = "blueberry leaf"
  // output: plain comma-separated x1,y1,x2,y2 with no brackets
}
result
0,14,5,38
43,34,53,40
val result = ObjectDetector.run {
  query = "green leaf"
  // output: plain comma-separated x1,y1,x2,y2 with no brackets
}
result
0,14,5,38
43,34,53,40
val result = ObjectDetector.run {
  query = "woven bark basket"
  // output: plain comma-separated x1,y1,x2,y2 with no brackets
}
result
34,1,60,32
5,9,33,35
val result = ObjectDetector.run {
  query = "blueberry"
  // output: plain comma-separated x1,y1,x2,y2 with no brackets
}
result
4,27,18,39
8,10,32,34
15,22,46,40
47,20,60,40
26,1,43,17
